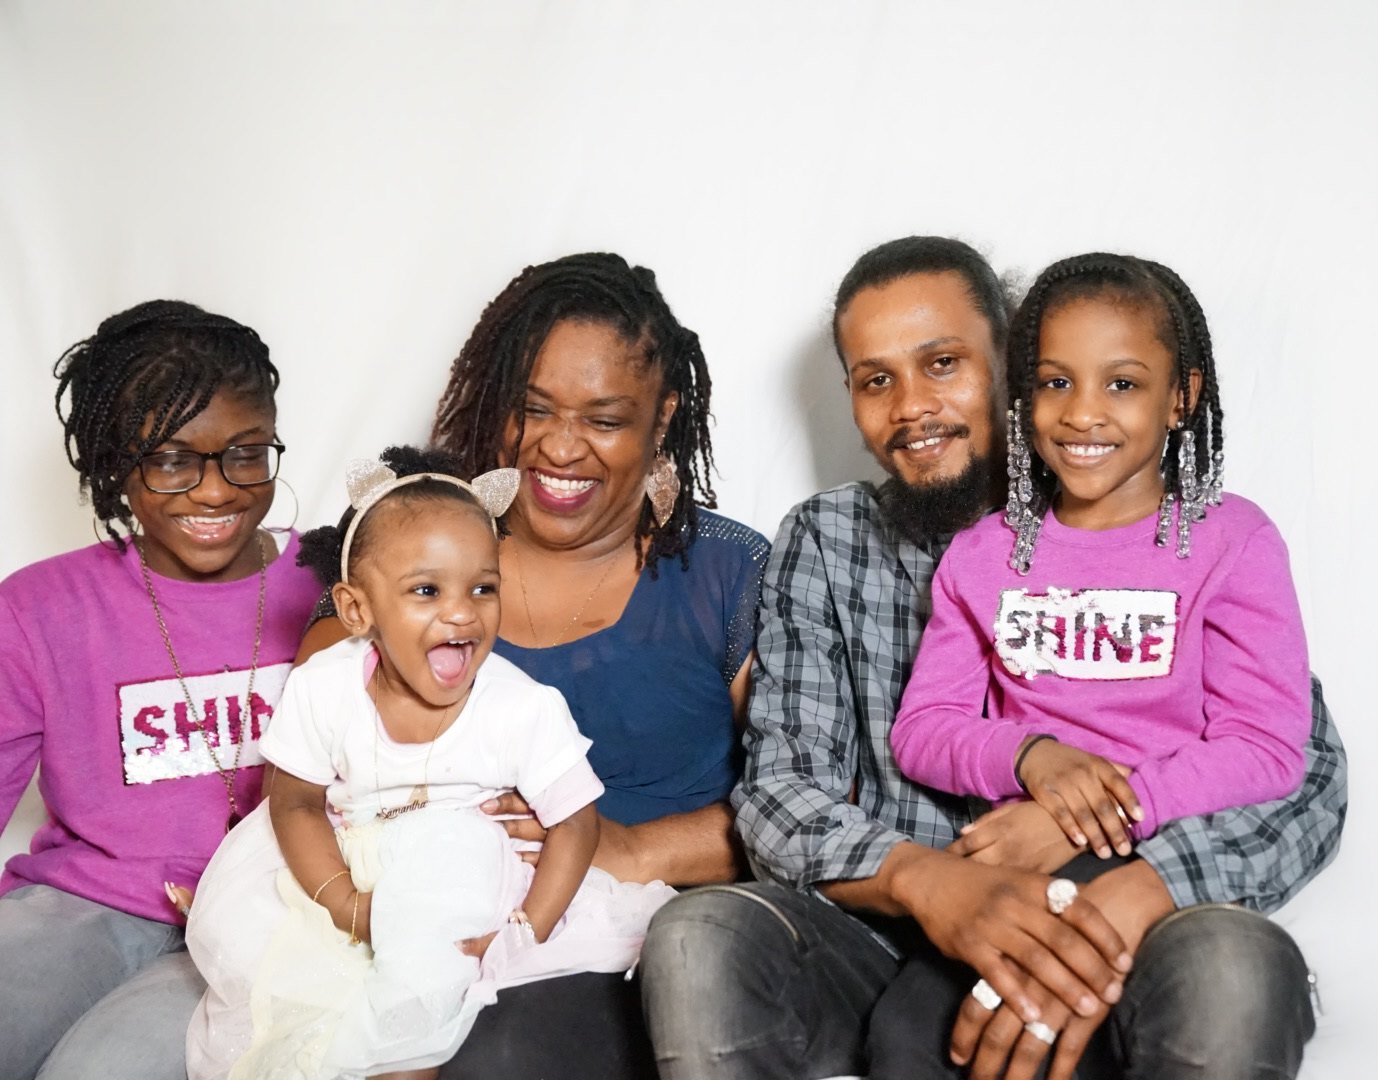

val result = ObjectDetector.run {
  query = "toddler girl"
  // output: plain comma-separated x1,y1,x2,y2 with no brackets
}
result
185,446,673,1080
891,253,1310,862
0,300,319,1078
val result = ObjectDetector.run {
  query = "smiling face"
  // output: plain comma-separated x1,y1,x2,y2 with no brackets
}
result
502,319,677,553
1032,297,1195,530
335,497,501,712
838,271,1001,491
123,390,278,582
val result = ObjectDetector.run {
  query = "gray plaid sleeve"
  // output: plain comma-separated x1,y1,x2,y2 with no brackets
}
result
733,502,910,889
1136,674,1347,912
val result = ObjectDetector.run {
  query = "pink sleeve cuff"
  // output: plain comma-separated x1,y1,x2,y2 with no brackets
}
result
527,758,604,827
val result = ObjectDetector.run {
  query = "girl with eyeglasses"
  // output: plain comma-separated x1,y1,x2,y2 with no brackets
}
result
0,300,320,1080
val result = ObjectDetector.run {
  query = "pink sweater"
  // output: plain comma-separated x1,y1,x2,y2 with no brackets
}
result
891,496,1309,838
0,536,320,921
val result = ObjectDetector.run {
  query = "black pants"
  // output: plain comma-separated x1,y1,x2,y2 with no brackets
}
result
439,970,656,1079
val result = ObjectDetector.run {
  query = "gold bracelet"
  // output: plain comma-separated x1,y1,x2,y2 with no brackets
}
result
349,890,360,946
311,869,350,904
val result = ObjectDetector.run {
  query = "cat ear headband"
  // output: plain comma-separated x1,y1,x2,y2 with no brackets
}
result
338,460,520,584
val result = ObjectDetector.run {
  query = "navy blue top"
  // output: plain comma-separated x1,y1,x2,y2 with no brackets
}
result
494,510,769,826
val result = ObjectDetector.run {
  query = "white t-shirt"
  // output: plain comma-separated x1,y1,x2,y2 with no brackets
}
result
261,637,602,829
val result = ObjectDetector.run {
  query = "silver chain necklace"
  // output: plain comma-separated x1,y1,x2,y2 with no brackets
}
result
137,532,268,832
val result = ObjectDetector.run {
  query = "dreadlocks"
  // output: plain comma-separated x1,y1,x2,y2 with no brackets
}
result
1004,252,1225,571
431,253,716,574
54,299,279,546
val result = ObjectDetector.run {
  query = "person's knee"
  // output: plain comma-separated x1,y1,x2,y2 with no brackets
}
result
37,952,203,1080
1118,905,1313,1078
642,885,799,1000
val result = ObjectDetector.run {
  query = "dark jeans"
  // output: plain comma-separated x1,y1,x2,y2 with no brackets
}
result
641,878,1315,1080
438,971,655,1079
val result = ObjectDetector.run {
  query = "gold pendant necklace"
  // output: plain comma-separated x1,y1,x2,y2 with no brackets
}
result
372,661,454,822
137,533,267,833
512,541,627,649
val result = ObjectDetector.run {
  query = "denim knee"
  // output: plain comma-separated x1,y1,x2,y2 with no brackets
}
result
1113,905,1314,1080
641,884,897,1080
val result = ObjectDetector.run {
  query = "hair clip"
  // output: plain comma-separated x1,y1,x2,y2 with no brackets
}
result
339,460,520,583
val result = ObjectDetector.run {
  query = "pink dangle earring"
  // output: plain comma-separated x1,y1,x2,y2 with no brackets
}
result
644,446,680,528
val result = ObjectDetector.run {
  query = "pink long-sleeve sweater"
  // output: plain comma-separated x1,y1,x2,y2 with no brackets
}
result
890,495,1309,838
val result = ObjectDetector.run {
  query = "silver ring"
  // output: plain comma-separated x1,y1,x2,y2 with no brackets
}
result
970,979,1002,1011
1024,1020,1057,1045
1046,877,1078,915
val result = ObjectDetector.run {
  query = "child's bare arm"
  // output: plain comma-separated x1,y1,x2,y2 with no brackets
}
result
269,769,372,944
518,803,599,942
1014,736,1143,859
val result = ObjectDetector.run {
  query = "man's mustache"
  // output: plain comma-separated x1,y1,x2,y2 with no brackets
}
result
885,425,970,454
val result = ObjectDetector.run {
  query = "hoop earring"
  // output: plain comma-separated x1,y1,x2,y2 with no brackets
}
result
265,476,300,534
644,448,680,529
92,512,139,548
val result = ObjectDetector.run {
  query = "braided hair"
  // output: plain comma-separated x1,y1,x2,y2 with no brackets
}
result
431,253,715,575
297,445,486,589
54,299,279,546
1006,252,1224,524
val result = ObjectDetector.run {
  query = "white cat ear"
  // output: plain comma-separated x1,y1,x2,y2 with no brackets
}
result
344,460,399,512
470,468,521,518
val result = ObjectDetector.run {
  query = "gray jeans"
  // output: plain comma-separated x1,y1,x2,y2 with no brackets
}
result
641,881,1315,1080
0,884,204,1080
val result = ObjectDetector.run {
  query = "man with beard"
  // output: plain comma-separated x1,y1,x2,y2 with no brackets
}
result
640,237,1345,1080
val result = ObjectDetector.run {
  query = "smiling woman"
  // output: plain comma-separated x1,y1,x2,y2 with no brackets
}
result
295,253,769,1078
0,301,320,1080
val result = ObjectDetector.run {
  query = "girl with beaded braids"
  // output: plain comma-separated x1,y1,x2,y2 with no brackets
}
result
0,300,320,1080
301,254,768,1079
891,253,1311,872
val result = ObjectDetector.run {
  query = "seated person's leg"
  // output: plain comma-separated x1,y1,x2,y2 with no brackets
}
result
1107,904,1314,1080
641,883,901,1080
867,938,971,1080
38,948,204,1080
439,971,653,1080
0,885,187,1080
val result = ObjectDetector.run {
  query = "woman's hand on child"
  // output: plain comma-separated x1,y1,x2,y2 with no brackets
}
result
1015,739,1142,858
950,801,1085,873
481,791,546,862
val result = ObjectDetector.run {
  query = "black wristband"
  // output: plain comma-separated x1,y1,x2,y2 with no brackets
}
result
1014,734,1058,791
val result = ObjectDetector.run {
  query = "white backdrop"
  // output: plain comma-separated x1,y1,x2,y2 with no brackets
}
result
2,1,1374,1072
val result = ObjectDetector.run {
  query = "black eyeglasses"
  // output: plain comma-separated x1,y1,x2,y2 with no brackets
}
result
135,443,286,494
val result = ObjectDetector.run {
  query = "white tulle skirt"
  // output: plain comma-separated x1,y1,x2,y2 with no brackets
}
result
185,801,674,1080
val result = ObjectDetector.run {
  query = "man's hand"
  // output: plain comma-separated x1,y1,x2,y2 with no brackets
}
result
949,859,1177,1079
1016,739,1141,858
949,800,1085,873
845,844,1132,1023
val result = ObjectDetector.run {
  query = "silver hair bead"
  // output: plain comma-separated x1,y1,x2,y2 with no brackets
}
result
1005,400,1041,575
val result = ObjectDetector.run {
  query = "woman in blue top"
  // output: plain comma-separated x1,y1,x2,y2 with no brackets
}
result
302,253,767,1076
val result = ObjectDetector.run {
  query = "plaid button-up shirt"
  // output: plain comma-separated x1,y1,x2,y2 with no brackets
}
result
734,482,1347,915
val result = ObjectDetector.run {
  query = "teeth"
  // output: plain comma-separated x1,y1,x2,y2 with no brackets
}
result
1063,444,1114,458
905,436,945,450
535,472,595,494
179,514,241,527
